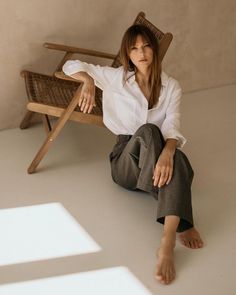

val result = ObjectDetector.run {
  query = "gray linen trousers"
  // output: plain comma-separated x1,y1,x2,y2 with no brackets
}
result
109,123,194,233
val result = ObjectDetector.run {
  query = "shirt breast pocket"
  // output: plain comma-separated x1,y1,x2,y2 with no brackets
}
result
113,92,136,127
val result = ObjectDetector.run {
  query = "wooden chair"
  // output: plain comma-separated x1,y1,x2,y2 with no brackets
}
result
20,12,173,174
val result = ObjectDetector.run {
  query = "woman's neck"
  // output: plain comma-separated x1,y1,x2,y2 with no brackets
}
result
135,68,151,86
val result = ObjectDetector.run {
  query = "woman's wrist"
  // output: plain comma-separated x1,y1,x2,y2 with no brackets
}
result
70,71,94,84
84,74,94,85
162,148,175,157
163,138,178,156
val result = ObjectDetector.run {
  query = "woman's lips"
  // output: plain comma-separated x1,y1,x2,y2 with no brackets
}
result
139,59,147,62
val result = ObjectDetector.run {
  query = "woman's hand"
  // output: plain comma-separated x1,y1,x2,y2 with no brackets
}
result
70,72,96,113
78,78,96,114
153,150,174,188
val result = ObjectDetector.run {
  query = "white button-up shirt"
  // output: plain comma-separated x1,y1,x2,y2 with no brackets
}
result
62,60,187,149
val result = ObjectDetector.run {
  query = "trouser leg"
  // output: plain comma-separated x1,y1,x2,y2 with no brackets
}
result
109,123,195,233
156,148,194,232
109,123,165,192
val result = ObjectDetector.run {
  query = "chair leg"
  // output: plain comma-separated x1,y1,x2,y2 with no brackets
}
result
27,84,83,174
41,114,52,134
20,111,35,129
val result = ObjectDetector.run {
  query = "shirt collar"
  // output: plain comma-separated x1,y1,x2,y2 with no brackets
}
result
126,69,168,87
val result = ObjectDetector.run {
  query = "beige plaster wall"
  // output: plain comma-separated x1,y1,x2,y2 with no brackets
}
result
0,0,235,130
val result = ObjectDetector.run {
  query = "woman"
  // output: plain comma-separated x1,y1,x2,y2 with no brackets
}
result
62,24,204,285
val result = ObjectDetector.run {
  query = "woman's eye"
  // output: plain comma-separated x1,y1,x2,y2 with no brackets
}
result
144,44,150,47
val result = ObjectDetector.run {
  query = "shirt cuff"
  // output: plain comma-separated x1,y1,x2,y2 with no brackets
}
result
62,60,88,76
162,129,187,149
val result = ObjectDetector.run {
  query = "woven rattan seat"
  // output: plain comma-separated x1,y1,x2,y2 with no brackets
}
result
24,71,103,115
20,12,173,173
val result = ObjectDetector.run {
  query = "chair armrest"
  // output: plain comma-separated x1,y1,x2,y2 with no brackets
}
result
44,43,116,60
54,71,82,82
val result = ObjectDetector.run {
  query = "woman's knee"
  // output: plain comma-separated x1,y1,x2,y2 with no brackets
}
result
135,123,164,144
136,123,161,134
174,149,194,180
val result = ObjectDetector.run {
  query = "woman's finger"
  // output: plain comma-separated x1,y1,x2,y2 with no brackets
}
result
158,169,169,187
80,98,96,113
80,98,87,111
88,100,96,112
166,167,173,185
78,92,85,107
88,104,93,113
153,169,161,186
154,165,167,186
85,98,95,113
86,105,92,114
83,100,90,113
158,175,168,187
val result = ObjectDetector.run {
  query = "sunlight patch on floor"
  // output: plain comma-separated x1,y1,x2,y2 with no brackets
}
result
0,267,153,294
0,202,101,266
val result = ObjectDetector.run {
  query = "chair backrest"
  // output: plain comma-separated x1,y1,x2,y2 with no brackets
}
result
111,11,173,68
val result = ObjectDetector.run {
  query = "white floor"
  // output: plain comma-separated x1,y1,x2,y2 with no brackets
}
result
0,84,235,294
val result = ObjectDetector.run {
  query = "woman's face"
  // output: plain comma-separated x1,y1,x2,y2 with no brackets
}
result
129,34,153,71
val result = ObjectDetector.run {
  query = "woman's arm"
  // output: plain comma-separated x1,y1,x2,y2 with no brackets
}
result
153,79,185,188
160,80,186,149
62,60,120,91
70,71,94,84
63,60,121,113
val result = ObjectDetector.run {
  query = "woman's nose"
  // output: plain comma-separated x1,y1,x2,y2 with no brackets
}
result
138,47,145,55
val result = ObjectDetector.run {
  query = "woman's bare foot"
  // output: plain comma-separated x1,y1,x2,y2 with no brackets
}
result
155,234,176,285
179,227,204,249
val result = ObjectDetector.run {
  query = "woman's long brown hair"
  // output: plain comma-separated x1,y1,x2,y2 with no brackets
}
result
119,24,162,109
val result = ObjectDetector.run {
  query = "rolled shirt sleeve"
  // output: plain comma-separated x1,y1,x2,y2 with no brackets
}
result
160,80,187,149
62,60,119,90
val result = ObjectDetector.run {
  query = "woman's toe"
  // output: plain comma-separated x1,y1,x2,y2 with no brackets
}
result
193,240,199,249
197,239,204,248
190,241,195,248
165,271,171,284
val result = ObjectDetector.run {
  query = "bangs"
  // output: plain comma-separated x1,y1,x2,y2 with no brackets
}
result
126,30,153,53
